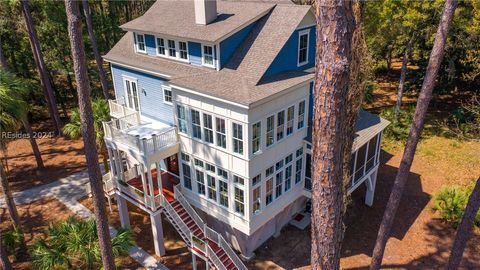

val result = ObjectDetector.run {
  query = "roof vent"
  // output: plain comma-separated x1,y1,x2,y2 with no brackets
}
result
194,0,217,25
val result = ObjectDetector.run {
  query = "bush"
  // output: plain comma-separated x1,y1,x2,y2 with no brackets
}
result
433,185,480,227
380,105,416,141
449,95,480,140
364,82,376,104
373,59,389,74
2,227,24,260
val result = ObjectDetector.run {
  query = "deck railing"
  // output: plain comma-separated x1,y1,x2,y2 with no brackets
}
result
174,185,205,230
108,97,138,119
206,244,227,270
160,194,192,245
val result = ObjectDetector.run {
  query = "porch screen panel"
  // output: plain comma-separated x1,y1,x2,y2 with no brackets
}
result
354,144,367,183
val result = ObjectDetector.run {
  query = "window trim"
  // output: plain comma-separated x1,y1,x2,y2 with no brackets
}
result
201,44,215,68
122,76,141,112
134,33,146,54
297,29,310,67
155,36,190,62
162,85,173,105
297,100,306,130
232,122,244,155
252,121,262,155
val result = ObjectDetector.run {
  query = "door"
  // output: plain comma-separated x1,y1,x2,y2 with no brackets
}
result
166,154,180,176
124,78,140,111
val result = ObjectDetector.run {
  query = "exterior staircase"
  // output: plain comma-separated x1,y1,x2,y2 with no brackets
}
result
160,185,248,270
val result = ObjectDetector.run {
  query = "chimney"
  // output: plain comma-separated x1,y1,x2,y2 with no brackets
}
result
194,0,217,25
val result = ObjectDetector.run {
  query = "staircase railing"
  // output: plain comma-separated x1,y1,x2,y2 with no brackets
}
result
174,185,205,230
174,185,248,270
206,244,227,270
160,194,192,245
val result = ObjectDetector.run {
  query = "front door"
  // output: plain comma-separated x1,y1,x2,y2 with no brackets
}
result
165,154,179,176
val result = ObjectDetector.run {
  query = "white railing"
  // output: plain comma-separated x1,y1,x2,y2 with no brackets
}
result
160,194,192,245
174,185,205,230
103,120,178,156
174,185,248,270
108,97,138,119
102,173,115,194
206,245,227,270
117,181,146,205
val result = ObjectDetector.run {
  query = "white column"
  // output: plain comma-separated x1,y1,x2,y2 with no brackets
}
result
107,148,116,176
139,164,149,206
146,164,155,209
116,194,130,229
365,169,378,206
192,253,197,270
156,161,163,193
150,213,166,256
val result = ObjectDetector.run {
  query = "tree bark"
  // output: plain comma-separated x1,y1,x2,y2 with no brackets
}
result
82,0,111,100
311,1,355,269
64,1,116,269
0,35,8,71
370,1,458,269
0,230,13,270
0,163,21,231
394,31,416,120
20,0,63,136
446,179,480,270
22,119,44,169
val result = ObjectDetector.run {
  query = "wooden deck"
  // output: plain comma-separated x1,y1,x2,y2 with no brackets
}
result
126,169,178,203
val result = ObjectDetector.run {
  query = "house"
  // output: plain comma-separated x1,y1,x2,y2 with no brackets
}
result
100,0,390,269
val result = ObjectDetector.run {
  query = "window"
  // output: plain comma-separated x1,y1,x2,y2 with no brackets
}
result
202,45,214,67
207,175,216,201
252,122,261,154
163,86,172,104
124,78,139,111
182,164,192,190
253,187,261,214
285,154,293,164
266,115,274,147
277,111,285,141
168,39,176,57
252,174,261,186
179,41,188,60
191,110,201,139
203,113,214,143
265,179,273,205
276,160,284,171
284,165,292,192
298,30,309,66
135,33,145,53
217,168,228,180
196,170,205,195
275,171,283,198
156,37,166,55
298,101,306,129
232,123,244,155
219,180,229,207
181,152,190,162
296,147,303,158
286,106,294,136
215,118,226,148
233,175,244,186
205,163,215,173
234,187,245,215
265,166,274,177
194,159,204,167
177,105,188,133
295,157,303,184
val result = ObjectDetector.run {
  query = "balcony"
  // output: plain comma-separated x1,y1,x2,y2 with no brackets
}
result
108,97,138,119
103,111,179,162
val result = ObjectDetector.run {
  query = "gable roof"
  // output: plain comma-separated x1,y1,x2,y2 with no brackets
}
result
120,0,275,43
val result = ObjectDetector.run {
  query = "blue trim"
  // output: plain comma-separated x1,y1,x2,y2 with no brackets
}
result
219,21,257,66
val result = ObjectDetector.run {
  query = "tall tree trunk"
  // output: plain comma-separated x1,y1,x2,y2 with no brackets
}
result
395,31,416,120
20,0,63,136
446,179,480,270
0,35,8,71
82,0,111,100
49,71,69,119
311,1,355,269
0,163,21,231
64,1,116,269
0,230,13,270
370,1,458,269
22,119,44,169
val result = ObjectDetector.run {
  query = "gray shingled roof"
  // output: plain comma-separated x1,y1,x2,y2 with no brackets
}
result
120,0,275,43
305,110,390,151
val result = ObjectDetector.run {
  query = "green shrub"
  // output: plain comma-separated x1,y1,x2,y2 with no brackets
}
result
364,82,376,104
373,59,389,74
2,227,24,260
433,185,480,227
380,105,415,141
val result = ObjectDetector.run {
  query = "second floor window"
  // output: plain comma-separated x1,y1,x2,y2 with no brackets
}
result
253,187,261,214
124,78,139,111
157,38,166,55
168,39,176,57
252,122,261,154
203,113,214,143
135,33,145,53
163,86,172,104
266,115,274,147
219,180,229,207
202,45,214,67
215,117,226,148
234,187,245,215
196,170,205,195
191,110,201,139
277,111,285,141
287,106,294,136
298,30,309,66
177,105,188,133
182,164,192,190
232,123,243,155
265,178,273,206
179,41,188,60
298,100,306,129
